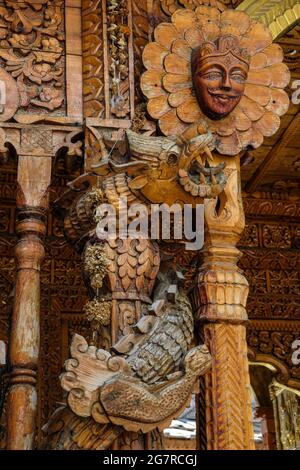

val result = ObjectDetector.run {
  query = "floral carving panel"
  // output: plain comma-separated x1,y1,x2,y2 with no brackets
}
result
247,324,300,383
239,219,300,320
0,0,65,116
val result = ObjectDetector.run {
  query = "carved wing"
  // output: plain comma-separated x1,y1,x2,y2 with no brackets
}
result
127,293,194,383
60,334,133,421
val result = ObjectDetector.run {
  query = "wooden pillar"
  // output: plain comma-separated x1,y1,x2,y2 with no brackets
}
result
6,156,51,450
194,156,255,450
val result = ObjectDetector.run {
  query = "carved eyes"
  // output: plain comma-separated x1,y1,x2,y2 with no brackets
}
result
200,71,247,83
202,71,222,81
230,73,247,83
167,153,179,166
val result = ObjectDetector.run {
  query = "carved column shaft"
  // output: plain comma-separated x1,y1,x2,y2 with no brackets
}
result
193,157,255,450
6,211,46,449
6,155,51,450
197,250,254,450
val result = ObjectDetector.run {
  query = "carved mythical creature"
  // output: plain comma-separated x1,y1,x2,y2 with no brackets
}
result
42,269,211,448
42,128,216,449
60,128,227,248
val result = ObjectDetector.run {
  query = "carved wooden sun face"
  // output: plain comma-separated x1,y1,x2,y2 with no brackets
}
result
192,52,249,120
141,6,290,155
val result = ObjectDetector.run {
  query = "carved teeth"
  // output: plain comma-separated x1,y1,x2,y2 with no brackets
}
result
184,182,193,191
211,174,217,185
179,176,189,184
198,185,208,197
199,173,206,184
191,184,198,196
178,169,188,177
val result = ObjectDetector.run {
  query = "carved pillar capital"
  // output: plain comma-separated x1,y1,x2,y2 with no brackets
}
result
194,156,249,325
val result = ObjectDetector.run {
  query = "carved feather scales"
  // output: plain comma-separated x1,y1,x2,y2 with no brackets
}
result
127,293,194,383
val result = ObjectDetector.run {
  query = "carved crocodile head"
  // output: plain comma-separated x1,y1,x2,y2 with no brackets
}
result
92,129,227,207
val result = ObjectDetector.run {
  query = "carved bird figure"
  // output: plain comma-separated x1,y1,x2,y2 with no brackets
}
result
43,271,211,445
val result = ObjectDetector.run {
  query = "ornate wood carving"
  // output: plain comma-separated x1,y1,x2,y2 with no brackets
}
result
0,125,84,449
247,320,300,389
0,0,65,117
0,0,297,453
42,261,211,447
245,112,300,193
237,0,300,40
141,6,289,155
6,157,51,449
82,0,135,122
82,0,105,118
40,1,292,452
192,156,254,449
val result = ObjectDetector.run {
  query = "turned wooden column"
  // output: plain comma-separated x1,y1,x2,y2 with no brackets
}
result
194,156,255,450
6,156,51,450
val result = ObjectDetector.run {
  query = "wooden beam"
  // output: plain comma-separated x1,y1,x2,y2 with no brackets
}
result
245,112,300,194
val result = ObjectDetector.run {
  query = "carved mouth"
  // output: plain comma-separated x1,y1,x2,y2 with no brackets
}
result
178,159,227,198
209,92,239,102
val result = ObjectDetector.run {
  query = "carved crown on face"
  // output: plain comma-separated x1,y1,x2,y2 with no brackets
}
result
195,35,251,66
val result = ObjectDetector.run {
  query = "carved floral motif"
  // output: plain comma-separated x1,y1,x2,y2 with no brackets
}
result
0,0,65,115
247,324,300,383
263,224,291,249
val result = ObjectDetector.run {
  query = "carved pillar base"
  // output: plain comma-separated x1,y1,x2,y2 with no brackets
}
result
196,247,254,450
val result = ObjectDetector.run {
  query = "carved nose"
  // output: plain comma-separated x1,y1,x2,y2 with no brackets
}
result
222,75,231,90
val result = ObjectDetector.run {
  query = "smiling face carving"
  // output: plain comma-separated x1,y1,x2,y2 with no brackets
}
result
192,35,250,120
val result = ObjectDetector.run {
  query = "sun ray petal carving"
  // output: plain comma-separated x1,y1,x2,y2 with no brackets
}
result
164,53,190,74
143,43,168,71
141,5,290,156
147,95,171,119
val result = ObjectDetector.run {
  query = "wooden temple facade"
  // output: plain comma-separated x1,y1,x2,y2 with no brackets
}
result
0,0,299,451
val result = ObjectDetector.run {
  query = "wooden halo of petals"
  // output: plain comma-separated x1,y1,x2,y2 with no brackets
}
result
141,5,290,156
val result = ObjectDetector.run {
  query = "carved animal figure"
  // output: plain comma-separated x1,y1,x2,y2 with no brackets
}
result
42,279,211,448
59,129,227,251
43,130,218,449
